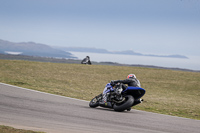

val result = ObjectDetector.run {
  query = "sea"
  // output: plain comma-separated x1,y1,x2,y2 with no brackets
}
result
70,51,200,71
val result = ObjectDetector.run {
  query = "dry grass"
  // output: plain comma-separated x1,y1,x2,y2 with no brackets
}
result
0,59,200,120
0,125,44,133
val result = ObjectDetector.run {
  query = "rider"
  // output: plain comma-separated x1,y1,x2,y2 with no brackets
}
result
81,56,92,65
102,74,142,111
103,74,141,95
111,74,141,89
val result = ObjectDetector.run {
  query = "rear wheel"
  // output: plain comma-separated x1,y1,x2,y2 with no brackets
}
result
113,95,134,112
89,97,99,108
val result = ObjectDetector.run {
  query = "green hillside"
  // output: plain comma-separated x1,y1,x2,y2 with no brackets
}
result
0,59,199,120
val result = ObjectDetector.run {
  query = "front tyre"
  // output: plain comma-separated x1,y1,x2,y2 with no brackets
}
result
89,97,99,108
113,95,134,112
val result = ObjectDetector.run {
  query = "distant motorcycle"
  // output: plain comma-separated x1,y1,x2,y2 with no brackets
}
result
81,56,92,65
89,83,145,111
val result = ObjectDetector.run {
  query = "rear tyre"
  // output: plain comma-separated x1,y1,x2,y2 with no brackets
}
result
89,97,99,108
113,95,134,112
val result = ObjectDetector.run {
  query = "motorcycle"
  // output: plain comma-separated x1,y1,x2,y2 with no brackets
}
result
89,82,145,112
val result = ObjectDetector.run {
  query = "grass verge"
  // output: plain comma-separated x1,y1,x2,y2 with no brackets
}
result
0,125,44,133
0,59,200,120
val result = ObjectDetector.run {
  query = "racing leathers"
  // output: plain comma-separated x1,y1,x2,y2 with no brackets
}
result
111,77,141,89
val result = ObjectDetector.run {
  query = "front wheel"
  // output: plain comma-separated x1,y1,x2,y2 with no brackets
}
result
89,97,99,108
113,95,134,112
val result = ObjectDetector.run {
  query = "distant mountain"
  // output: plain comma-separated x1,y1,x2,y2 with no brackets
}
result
56,47,109,53
0,39,188,59
0,39,76,59
53,46,188,59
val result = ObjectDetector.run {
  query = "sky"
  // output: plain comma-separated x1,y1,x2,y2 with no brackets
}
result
0,0,200,56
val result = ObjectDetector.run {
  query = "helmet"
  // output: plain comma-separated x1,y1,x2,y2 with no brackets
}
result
127,74,136,79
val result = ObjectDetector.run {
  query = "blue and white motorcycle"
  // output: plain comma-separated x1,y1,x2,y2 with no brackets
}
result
89,82,145,111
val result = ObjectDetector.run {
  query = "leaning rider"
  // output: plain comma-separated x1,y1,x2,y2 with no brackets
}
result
102,74,142,111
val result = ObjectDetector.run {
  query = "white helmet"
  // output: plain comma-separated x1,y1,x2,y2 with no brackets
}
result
127,74,136,79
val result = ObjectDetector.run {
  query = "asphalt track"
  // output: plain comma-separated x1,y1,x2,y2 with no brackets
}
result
0,83,200,133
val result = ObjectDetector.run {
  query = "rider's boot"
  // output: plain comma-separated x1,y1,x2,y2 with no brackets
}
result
127,99,143,111
140,99,143,102
132,99,144,106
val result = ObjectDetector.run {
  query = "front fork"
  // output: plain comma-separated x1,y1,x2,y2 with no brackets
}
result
95,93,103,101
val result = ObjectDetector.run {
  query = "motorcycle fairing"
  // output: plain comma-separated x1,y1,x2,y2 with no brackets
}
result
122,87,145,100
